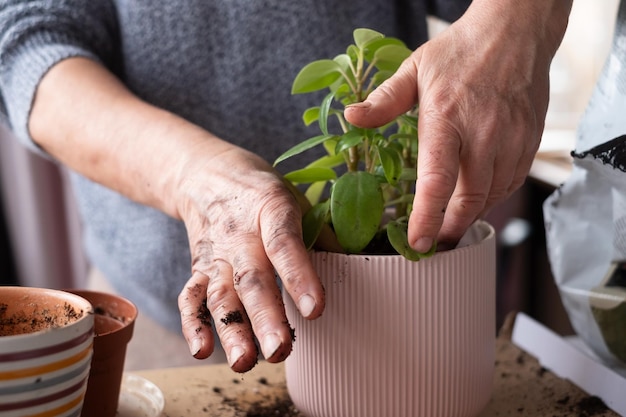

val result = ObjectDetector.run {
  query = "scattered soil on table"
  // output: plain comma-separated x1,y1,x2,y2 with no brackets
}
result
572,395,610,416
0,302,84,336
211,376,301,416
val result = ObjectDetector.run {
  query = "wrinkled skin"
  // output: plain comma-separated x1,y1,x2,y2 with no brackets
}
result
175,147,325,372
27,0,572,374
345,0,572,252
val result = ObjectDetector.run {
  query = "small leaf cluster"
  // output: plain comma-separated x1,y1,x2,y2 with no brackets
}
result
274,28,435,261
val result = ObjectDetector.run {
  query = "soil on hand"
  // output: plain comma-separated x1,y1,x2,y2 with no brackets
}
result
221,310,244,325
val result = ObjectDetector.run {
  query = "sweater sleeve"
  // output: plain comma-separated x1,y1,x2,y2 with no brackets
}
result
427,0,472,23
0,0,120,156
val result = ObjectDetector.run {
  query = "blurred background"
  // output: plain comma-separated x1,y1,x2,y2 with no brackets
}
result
0,1,621,334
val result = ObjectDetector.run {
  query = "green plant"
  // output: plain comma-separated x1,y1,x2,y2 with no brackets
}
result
274,28,435,261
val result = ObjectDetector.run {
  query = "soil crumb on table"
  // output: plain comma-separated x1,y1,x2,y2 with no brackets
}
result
211,376,301,416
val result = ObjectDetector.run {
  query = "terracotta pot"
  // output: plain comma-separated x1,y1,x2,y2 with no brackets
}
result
0,286,94,417
65,290,137,417
284,220,496,417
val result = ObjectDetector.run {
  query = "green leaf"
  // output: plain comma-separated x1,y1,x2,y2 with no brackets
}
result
353,28,384,48
323,137,339,156
399,167,417,181
330,172,384,253
387,220,436,261
346,44,359,62
319,92,334,136
363,37,407,63
333,54,353,72
274,134,336,166
284,167,337,183
306,153,345,169
292,60,343,94
335,130,365,154
302,200,331,250
371,70,395,87
377,146,403,185
302,107,320,126
373,44,411,72
304,181,328,206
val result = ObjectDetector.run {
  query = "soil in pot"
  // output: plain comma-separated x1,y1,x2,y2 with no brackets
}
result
0,299,86,336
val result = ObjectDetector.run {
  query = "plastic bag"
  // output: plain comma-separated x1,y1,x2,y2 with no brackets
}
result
543,5,626,365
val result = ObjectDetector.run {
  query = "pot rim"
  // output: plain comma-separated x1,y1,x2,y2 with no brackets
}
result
311,219,495,261
0,286,94,343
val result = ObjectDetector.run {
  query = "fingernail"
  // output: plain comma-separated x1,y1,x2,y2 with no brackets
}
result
262,333,282,359
413,237,434,253
228,345,245,368
299,294,316,317
346,101,371,109
190,338,202,357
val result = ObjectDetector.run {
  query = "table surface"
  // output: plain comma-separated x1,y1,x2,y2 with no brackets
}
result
135,313,619,417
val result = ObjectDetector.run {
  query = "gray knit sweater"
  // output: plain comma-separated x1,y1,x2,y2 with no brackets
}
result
0,0,470,332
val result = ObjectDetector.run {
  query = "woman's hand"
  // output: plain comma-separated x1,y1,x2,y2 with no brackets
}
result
29,57,325,374
176,145,325,373
345,0,572,251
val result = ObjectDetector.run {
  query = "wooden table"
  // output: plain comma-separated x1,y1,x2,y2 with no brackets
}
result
135,313,619,417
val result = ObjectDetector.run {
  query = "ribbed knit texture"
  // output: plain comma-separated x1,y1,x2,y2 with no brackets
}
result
0,0,471,332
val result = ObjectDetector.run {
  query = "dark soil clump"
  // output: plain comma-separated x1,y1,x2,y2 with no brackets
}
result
196,297,212,327
245,399,301,416
571,395,610,416
221,310,244,325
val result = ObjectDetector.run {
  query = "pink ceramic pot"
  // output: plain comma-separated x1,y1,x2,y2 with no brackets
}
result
0,287,94,417
284,220,496,417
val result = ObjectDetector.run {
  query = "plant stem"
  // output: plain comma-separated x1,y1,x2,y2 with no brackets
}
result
348,147,359,171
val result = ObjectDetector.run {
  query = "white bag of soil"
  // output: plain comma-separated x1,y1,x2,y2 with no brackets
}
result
544,5,626,366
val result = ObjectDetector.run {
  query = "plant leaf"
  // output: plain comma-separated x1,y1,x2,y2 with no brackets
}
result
335,130,365,154
302,107,320,126
371,70,395,87
319,92,334,136
302,200,331,250
377,146,403,185
363,37,406,63
306,153,345,169
399,167,417,181
346,44,359,62
331,171,384,253
292,60,343,94
387,220,436,261
333,54,352,72
353,28,384,48
373,44,411,72
284,167,337,183
274,134,336,166
304,181,328,206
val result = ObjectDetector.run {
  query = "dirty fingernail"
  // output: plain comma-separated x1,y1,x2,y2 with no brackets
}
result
299,294,316,317
262,333,282,359
413,237,434,253
228,345,245,368
190,338,202,357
